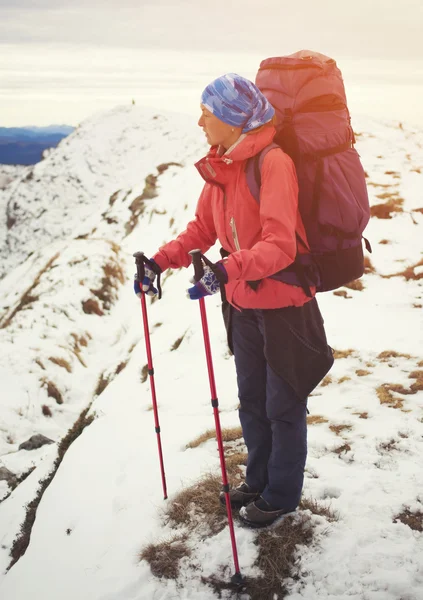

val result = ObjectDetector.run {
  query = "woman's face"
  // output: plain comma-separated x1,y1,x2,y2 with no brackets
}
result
198,105,240,148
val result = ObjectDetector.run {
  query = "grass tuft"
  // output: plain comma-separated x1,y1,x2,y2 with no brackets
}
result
186,426,243,449
333,349,355,359
329,424,352,436
377,350,412,361
376,385,405,409
344,279,364,291
333,443,352,455
170,330,188,351
356,369,371,377
394,508,423,532
41,405,52,417
307,415,329,425
95,373,110,396
48,356,72,373
139,534,190,579
42,379,63,404
164,473,227,535
82,298,104,316
370,195,404,219
140,364,149,383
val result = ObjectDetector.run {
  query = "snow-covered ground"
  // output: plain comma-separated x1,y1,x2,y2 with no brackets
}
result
0,105,422,600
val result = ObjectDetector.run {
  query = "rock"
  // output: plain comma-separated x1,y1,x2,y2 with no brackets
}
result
0,467,17,487
19,434,54,451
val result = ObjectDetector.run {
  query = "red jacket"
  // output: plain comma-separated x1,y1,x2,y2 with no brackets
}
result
153,126,314,309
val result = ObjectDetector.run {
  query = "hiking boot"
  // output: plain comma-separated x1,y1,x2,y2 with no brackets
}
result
219,482,261,508
239,496,296,528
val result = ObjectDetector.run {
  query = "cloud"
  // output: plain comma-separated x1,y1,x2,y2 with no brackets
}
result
0,0,422,58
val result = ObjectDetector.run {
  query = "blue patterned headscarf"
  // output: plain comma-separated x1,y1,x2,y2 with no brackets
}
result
201,73,275,133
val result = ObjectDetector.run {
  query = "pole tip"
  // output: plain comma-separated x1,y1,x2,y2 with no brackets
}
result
230,572,245,587
164,495,168,500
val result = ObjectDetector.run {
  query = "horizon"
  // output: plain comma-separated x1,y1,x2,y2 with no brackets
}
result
1,45,423,130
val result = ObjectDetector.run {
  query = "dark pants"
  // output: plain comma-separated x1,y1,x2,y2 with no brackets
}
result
231,308,307,510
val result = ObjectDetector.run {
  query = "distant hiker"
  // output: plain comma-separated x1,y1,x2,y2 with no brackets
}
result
138,72,334,527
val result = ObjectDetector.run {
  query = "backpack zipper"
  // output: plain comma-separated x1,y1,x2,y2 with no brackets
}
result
230,216,241,251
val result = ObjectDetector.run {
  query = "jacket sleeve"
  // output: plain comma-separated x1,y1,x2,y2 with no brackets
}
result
224,149,299,282
153,183,217,271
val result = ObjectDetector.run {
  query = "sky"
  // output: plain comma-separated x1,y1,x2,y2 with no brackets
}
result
2,0,423,58
0,0,423,127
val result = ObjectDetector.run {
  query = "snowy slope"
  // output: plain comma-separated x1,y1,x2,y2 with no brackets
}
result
0,106,422,600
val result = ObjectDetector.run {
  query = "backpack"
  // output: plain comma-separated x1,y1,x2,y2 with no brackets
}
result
247,49,371,294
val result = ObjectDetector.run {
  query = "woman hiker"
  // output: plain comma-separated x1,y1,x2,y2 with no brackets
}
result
136,73,334,528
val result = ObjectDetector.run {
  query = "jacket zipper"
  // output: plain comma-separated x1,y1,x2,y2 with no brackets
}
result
230,216,241,251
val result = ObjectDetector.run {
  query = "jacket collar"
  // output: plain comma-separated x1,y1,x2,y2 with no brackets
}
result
195,126,276,185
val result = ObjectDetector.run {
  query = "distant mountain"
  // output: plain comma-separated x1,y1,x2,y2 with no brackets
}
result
0,125,75,165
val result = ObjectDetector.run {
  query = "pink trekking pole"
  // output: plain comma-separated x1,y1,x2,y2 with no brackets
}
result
134,251,168,500
189,250,243,586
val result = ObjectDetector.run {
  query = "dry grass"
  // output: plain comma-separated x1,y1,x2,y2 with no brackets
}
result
186,427,243,449
35,359,45,370
95,373,110,397
333,349,355,359
144,466,338,598
115,361,127,375
125,164,182,235
377,350,412,361
394,509,423,532
41,405,52,417
363,257,376,273
354,412,369,419
379,239,391,245
42,379,63,405
48,356,72,373
370,193,404,220
82,298,104,316
383,258,423,281
376,385,404,409
333,290,351,299
356,369,371,377
320,375,332,387
344,279,365,291
140,364,149,383
170,331,188,351
205,511,317,600
379,439,399,452
164,473,227,535
70,333,88,368
139,534,190,579
300,497,339,522
338,376,351,384
307,415,329,425
224,452,248,478
329,424,352,436
90,260,125,311
333,443,352,455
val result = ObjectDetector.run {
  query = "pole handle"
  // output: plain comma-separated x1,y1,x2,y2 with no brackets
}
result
189,249,204,282
133,251,146,281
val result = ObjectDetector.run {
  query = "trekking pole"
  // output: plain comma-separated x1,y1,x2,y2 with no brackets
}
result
133,251,168,500
189,249,243,586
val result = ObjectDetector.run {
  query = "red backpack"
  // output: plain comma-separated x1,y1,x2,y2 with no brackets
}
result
246,49,371,294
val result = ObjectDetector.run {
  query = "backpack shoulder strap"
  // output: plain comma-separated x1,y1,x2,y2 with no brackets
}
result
245,142,279,203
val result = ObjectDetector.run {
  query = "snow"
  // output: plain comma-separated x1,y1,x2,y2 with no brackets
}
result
0,105,422,600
